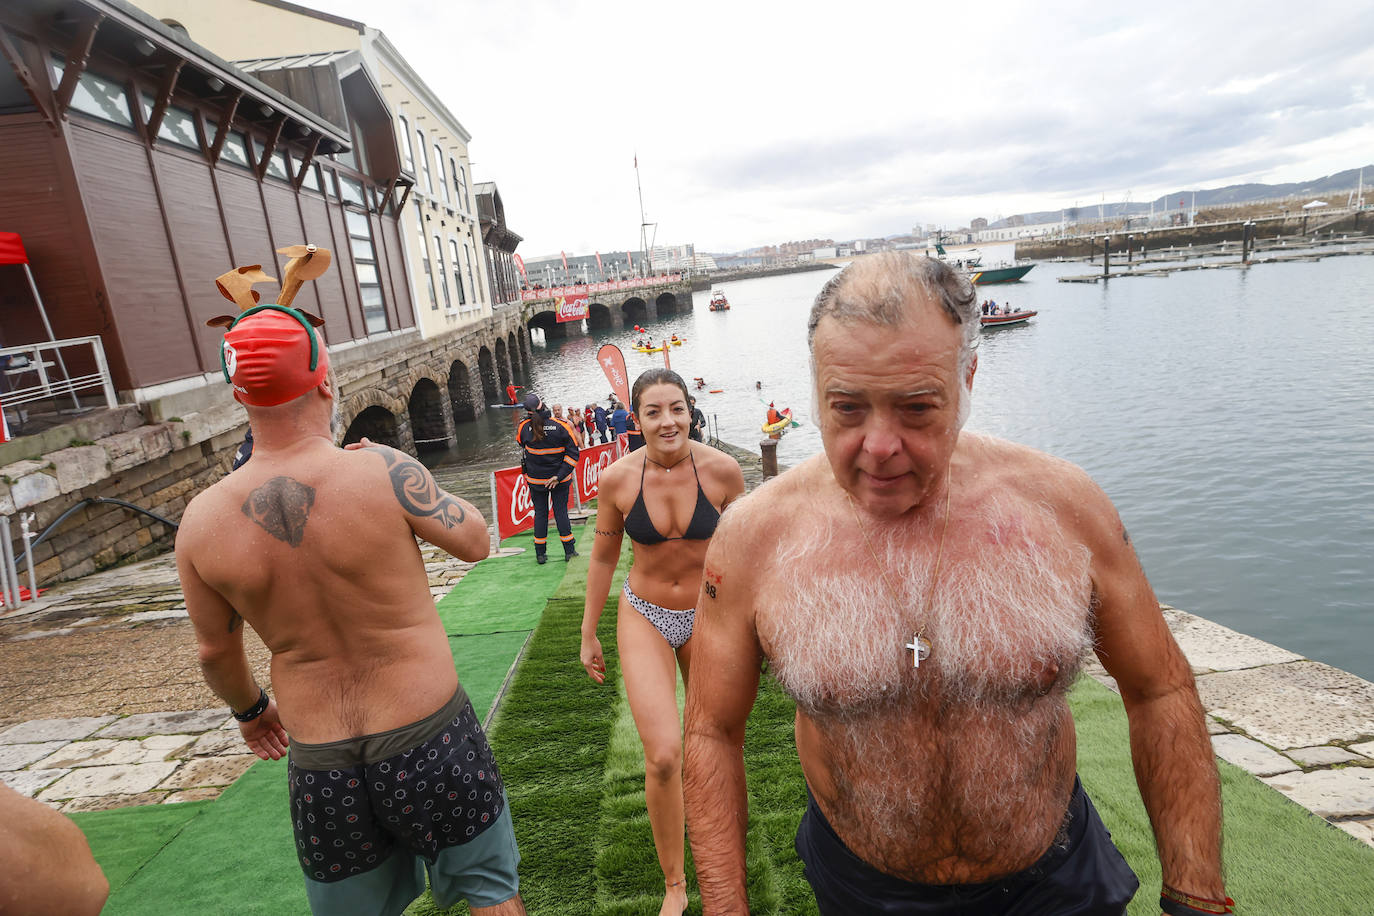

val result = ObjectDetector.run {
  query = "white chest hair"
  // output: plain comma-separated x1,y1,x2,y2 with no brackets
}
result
758,497,1094,717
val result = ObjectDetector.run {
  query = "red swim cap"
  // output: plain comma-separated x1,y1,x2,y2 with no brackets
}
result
221,306,329,407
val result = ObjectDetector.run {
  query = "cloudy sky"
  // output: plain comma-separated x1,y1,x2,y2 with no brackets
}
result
304,0,1374,257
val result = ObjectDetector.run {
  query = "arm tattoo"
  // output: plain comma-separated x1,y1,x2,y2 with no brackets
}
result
704,566,723,600
242,476,316,547
373,447,466,528
595,528,622,537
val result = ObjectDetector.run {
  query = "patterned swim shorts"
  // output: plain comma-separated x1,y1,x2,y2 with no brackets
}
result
287,684,513,901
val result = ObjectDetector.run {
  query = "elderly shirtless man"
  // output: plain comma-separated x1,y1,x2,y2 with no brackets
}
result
176,306,524,916
683,253,1228,916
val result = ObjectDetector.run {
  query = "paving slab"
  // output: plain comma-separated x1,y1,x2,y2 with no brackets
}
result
125,609,188,623
1205,717,1230,735
1261,767,1374,818
1350,740,1374,759
38,735,193,768
1211,733,1299,777
1163,607,1305,671
1286,745,1369,768
156,754,258,790
182,729,249,757
37,761,178,800
0,767,70,797
0,716,115,743
96,709,230,738
0,740,69,771
1195,661,1374,749
61,791,169,813
164,786,223,804
1335,818,1374,846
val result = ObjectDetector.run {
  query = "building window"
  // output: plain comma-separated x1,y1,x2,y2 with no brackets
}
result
265,148,290,181
52,59,133,128
415,129,431,194
139,93,199,149
458,165,469,212
416,200,437,310
434,146,449,204
397,114,414,172
338,175,366,208
301,162,320,191
346,209,387,334
434,235,451,309
463,241,476,306
207,119,251,168
449,239,466,306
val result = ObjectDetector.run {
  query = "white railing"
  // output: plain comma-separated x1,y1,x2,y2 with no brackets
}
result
0,336,119,411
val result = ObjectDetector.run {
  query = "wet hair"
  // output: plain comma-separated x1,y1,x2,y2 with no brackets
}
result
807,252,980,377
631,368,692,416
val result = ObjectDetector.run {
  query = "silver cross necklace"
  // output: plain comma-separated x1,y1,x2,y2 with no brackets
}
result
846,466,952,669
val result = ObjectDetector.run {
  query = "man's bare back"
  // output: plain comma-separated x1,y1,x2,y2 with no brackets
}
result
716,435,1106,883
177,439,487,743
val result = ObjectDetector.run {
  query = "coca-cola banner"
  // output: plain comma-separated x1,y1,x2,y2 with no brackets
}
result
555,291,589,323
491,466,576,541
576,441,618,503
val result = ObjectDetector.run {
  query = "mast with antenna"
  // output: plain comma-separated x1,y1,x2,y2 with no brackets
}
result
634,153,657,276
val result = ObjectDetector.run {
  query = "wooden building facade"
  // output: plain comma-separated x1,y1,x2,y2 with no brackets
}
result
0,0,417,401
476,182,523,307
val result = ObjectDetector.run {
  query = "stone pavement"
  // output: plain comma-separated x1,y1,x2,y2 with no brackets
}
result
0,539,497,812
1086,606,1374,848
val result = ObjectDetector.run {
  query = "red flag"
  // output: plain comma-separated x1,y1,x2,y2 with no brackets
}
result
597,344,631,408
513,253,527,280
0,232,29,266
595,251,604,272
560,250,568,271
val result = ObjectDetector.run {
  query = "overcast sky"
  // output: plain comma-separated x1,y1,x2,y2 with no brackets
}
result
305,0,1374,257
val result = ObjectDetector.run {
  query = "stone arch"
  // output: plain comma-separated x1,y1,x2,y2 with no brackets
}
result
494,337,512,389
655,291,680,315
587,302,614,330
408,377,453,450
506,330,523,382
343,405,404,450
477,346,499,405
449,359,478,421
621,297,648,327
517,325,532,367
527,310,563,340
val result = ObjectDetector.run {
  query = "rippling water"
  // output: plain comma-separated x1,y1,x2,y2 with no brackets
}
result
431,256,1374,680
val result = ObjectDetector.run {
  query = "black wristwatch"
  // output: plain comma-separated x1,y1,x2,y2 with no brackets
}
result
232,687,270,722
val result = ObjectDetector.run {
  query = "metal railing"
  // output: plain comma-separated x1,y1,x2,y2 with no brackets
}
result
0,336,118,412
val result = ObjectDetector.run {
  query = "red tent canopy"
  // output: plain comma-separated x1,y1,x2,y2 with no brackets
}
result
0,232,29,266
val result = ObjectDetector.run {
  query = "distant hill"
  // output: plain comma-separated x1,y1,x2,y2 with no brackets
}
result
998,165,1373,228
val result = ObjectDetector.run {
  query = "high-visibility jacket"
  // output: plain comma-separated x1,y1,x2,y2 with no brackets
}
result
517,412,580,486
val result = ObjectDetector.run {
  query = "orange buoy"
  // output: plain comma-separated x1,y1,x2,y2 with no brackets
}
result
709,388,724,393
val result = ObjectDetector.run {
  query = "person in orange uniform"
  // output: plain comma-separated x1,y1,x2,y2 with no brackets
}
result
517,393,580,564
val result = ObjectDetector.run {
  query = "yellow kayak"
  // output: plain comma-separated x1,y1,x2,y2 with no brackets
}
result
761,409,793,434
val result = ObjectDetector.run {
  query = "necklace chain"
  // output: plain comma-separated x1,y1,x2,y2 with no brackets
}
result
846,466,952,667
646,451,691,473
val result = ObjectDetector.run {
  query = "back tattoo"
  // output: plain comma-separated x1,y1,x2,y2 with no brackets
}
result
242,476,316,547
372,447,466,528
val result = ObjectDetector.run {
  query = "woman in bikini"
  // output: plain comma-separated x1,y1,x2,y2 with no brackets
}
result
581,368,745,916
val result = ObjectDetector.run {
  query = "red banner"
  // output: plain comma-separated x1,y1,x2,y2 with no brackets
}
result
595,251,604,273
519,274,680,303
597,344,631,407
492,466,577,541
513,253,527,281
575,440,617,503
555,291,589,323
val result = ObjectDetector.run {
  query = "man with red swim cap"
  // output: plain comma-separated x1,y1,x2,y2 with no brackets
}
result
177,305,527,915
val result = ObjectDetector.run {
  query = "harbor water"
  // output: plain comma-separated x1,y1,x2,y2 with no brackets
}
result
429,256,1374,682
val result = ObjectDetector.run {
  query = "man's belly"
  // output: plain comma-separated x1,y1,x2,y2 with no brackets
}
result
795,703,1078,885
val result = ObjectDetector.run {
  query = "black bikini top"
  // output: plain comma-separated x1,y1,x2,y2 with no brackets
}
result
624,452,720,545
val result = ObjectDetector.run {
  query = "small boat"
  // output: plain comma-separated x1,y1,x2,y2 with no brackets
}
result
633,344,669,354
709,290,731,311
670,337,684,346
762,408,793,435
970,264,1035,284
980,310,1038,329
